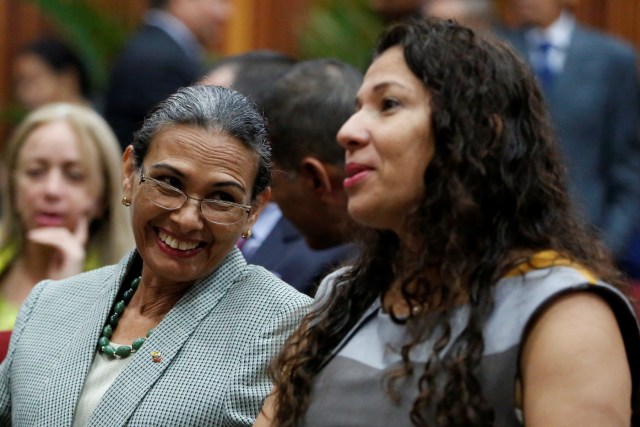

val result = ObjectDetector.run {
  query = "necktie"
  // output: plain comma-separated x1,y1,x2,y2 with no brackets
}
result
535,40,554,92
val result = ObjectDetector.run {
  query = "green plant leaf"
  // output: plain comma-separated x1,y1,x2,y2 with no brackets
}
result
298,0,384,71
22,0,129,91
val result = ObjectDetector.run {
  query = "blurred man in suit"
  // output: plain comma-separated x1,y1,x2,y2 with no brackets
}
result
260,59,363,295
203,51,323,293
202,50,296,112
203,52,357,295
500,0,640,265
104,0,232,150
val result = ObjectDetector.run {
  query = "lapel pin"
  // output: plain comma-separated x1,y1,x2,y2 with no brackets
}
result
151,351,163,363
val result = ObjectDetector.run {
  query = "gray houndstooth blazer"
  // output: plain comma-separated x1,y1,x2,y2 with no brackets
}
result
0,248,311,426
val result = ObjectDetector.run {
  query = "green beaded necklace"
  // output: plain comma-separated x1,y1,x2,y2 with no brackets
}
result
97,276,153,359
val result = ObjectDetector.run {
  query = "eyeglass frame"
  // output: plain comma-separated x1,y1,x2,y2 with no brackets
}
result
138,170,252,224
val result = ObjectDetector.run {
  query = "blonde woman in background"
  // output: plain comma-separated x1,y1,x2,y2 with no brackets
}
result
0,103,134,330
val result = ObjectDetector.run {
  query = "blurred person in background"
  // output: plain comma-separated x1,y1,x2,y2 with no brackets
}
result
422,0,495,31
13,37,92,111
104,0,232,151
202,50,296,109
205,52,362,296
0,85,310,426
0,103,133,331
202,50,334,293
259,59,363,295
499,0,640,276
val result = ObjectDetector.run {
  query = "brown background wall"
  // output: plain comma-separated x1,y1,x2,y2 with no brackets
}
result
0,0,638,140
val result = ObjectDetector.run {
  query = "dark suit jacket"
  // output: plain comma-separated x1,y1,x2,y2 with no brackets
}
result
500,23,640,256
245,217,356,296
104,24,202,149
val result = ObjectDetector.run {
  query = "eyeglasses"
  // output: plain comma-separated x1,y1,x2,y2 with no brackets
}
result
139,172,252,225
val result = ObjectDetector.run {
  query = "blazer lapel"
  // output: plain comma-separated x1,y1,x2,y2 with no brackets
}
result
37,254,132,426
88,249,247,426
548,25,590,105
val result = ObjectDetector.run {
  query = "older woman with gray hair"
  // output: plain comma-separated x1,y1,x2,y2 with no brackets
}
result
0,85,311,426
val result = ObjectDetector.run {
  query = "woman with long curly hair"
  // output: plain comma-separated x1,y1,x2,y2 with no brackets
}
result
254,18,640,427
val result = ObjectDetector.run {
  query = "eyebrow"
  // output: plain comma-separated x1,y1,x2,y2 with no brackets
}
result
19,158,83,168
355,80,412,105
149,162,247,193
370,80,411,93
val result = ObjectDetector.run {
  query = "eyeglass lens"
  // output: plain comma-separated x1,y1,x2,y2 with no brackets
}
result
143,179,246,224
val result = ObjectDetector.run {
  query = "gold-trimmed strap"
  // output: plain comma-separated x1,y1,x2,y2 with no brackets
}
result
503,250,598,284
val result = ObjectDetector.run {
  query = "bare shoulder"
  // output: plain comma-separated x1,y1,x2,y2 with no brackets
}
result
520,291,632,427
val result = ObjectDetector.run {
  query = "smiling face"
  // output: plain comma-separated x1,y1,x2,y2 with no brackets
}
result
15,120,104,234
337,46,435,237
122,124,268,286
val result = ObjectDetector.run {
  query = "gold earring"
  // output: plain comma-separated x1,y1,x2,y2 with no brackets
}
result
121,195,131,207
241,229,252,239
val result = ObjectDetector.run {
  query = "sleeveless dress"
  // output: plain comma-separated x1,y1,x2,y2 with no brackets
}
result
302,252,640,426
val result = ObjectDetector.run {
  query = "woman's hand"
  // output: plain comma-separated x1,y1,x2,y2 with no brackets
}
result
27,215,89,280
520,292,632,427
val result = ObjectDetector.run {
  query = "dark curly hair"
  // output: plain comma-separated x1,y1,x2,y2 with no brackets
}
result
268,18,624,427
